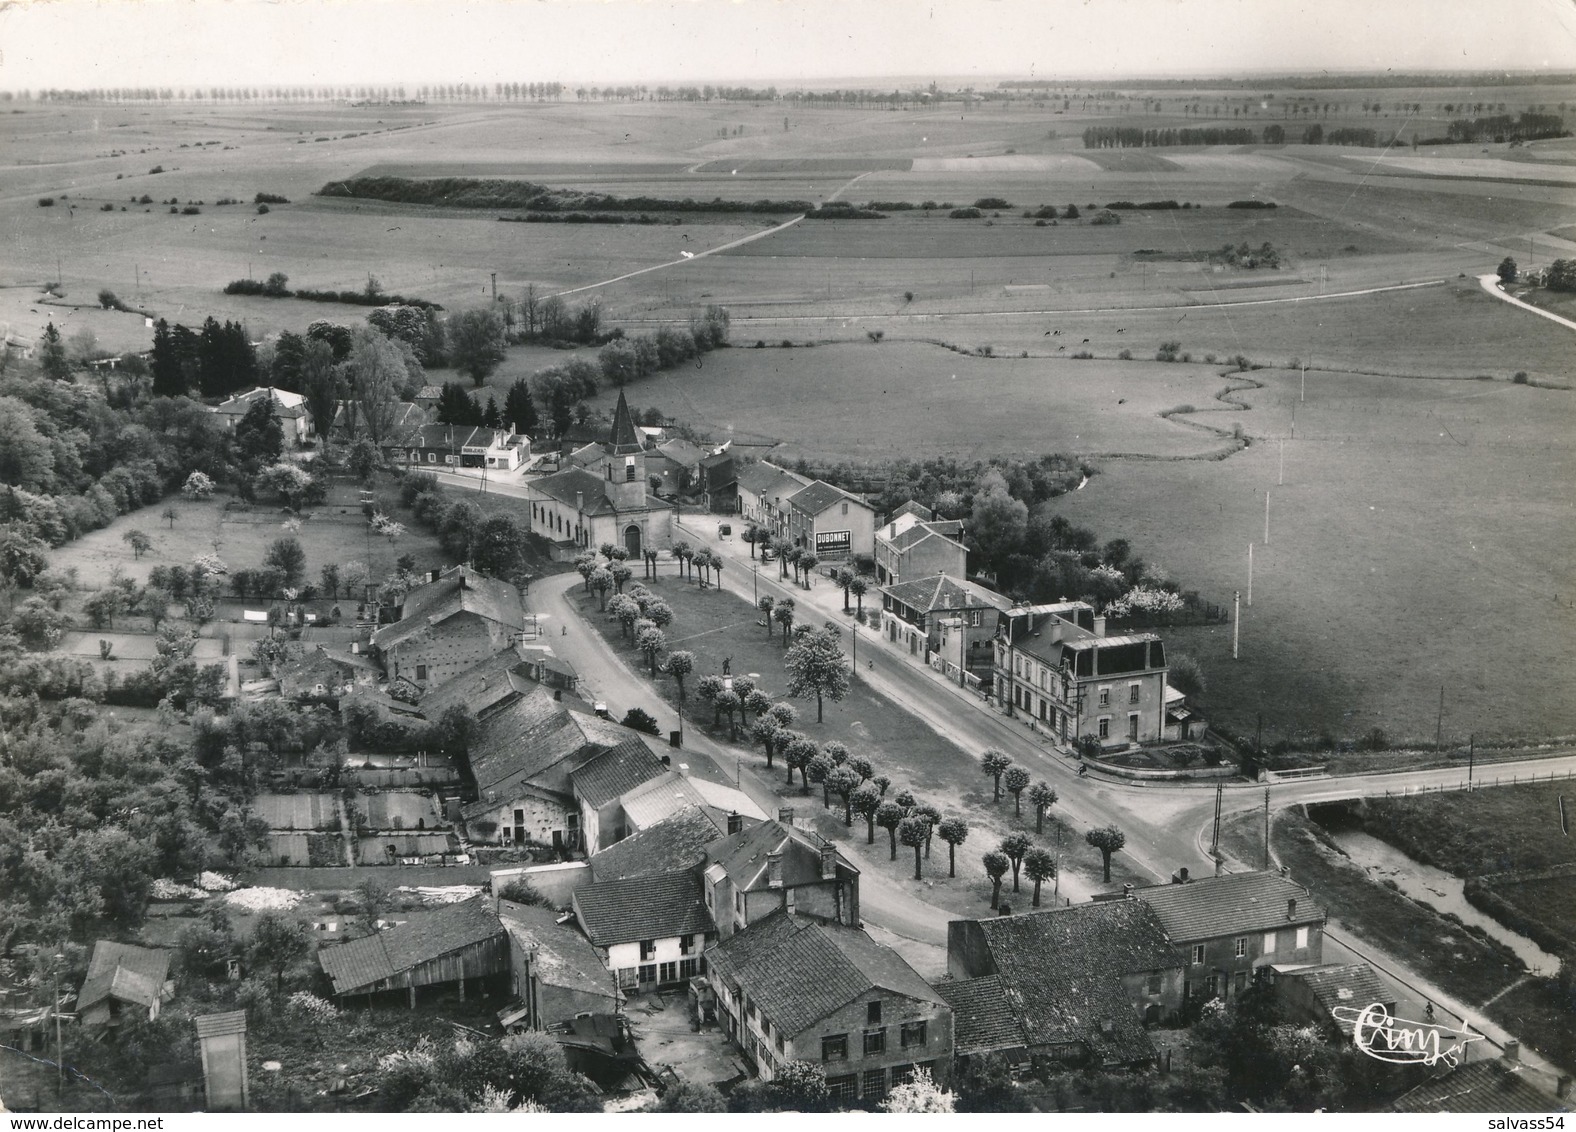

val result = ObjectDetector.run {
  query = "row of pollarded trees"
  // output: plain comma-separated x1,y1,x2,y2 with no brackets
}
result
740,524,833,590
979,747,1127,909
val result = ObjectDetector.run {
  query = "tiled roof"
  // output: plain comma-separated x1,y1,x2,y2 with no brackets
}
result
706,912,945,1039
890,500,935,522
318,896,504,995
1391,1059,1570,1114
885,521,966,553
619,772,767,831
466,687,633,803
704,819,854,891
934,975,1028,1055
213,387,307,419
789,480,867,517
1282,964,1393,1034
572,870,713,947
372,567,524,651
882,574,1013,614
415,384,444,401
417,647,534,721
655,438,706,467
80,942,170,1012
563,442,605,469
571,739,670,808
737,461,810,502
589,806,725,883
529,466,617,516
498,902,616,999
1137,872,1325,942
965,900,1180,1064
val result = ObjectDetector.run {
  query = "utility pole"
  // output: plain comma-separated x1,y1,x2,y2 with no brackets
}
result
1468,733,1475,790
1264,490,1271,546
1233,591,1240,659
1279,438,1285,486
1211,782,1224,859
1263,787,1271,871
1301,362,1306,402
1436,685,1445,752
1247,544,1253,607
491,272,497,302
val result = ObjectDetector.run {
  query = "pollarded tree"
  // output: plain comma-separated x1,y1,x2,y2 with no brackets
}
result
636,624,666,677
828,766,861,825
666,650,695,706
851,782,882,844
696,673,725,722
822,740,849,768
981,749,1013,803
848,575,868,616
1023,848,1056,907
670,540,691,578
751,715,782,769
590,566,614,610
785,627,851,723
610,561,633,594
1004,766,1031,817
773,597,796,644
1000,832,1032,892
1086,825,1127,883
983,851,1010,910
575,552,598,592
714,689,742,739
877,801,905,860
692,548,713,587
899,816,930,880
449,307,507,387
1028,781,1058,835
914,803,941,859
806,754,833,807
645,599,673,629
783,734,819,790
744,688,773,724
849,756,875,783
608,593,640,639
757,595,775,635
836,567,855,611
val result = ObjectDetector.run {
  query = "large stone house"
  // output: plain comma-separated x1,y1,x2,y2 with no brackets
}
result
209,386,311,445
571,870,714,995
707,911,953,1106
369,566,525,691
994,601,1169,750
880,574,1013,688
1135,871,1326,1004
736,461,812,538
945,899,1186,1068
387,423,529,472
701,818,860,940
525,392,676,559
784,480,876,562
874,504,967,585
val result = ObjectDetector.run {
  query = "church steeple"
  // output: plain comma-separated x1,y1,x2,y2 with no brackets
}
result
606,390,642,456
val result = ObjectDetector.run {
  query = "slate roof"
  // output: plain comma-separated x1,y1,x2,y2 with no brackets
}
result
498,902,616,999
212,386,307,420
883,518,967,552
934,975,1028,1055
571,739,670,808
890,500,935,522
704,819,855,891
1391,1059,1570,1114
372,567,524,651
465,687,634,806
619,772,767,831
607,390,641,454
737,461,810,504
789,479,867,517
589,806,725,883
318,896,504,995
572,870,713,947
80,942,171,1012
706,912,945,1039
417,647,535,721
654,438,706,468
529,466,617,516
1136,872,1325,942
882,574,1013,615
964,900,1180,1065
1282,964,1393,1035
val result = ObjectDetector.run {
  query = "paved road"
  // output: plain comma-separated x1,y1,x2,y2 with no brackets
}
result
1476,272,1576,333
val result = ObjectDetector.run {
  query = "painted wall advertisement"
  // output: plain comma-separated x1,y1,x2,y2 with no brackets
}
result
815,530,852,555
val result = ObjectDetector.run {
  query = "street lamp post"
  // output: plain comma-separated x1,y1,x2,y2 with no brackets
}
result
852,623,857,673
752,564,758,606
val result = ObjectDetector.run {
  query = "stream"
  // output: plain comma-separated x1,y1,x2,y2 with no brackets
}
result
1324,828,1560,975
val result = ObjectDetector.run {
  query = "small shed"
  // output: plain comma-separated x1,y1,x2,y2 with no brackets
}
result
318,895,508,1007
79,941,173,1027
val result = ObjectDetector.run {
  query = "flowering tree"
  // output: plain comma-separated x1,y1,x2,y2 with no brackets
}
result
882,1068,955,1113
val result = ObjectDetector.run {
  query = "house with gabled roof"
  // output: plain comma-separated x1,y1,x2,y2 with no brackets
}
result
571,870,714,995
497,900,619,1032
1273,963,1395,1037
79,941,174,1027
994,600,1170,750
460,684,651,853
874,507,968,585
617,771,767,837
1390,1046,1572,1114
706,911,953,1106
880,573,1013,687
318,895,509,1007
525,391,676,560
736,461,812,538
209,386,311,445
332,398,428,445
785,479,875,562
947,899,1186,1068
933,974,1030,1066
570,738,672,853
1135,870,1326,1004
370,565,525,690
415,644,538,722
701,818,859,940
587,805,727,884
388,422,529,472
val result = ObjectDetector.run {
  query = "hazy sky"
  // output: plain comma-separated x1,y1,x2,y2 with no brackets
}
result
4,0,1575,90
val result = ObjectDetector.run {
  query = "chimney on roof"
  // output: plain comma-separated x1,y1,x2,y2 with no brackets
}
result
820,841,837,881
575,491,584,514
660,755,671,767
1503,1041,1520,1064
1093,615,1107,638
1123,883,1134,898
726,811,743,835
777,807,795,825
767,851,784,889
1172,866,1190,884
1050,619,1064,643
1287,898,1297,920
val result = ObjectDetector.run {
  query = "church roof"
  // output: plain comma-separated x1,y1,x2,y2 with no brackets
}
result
607,391,642,455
